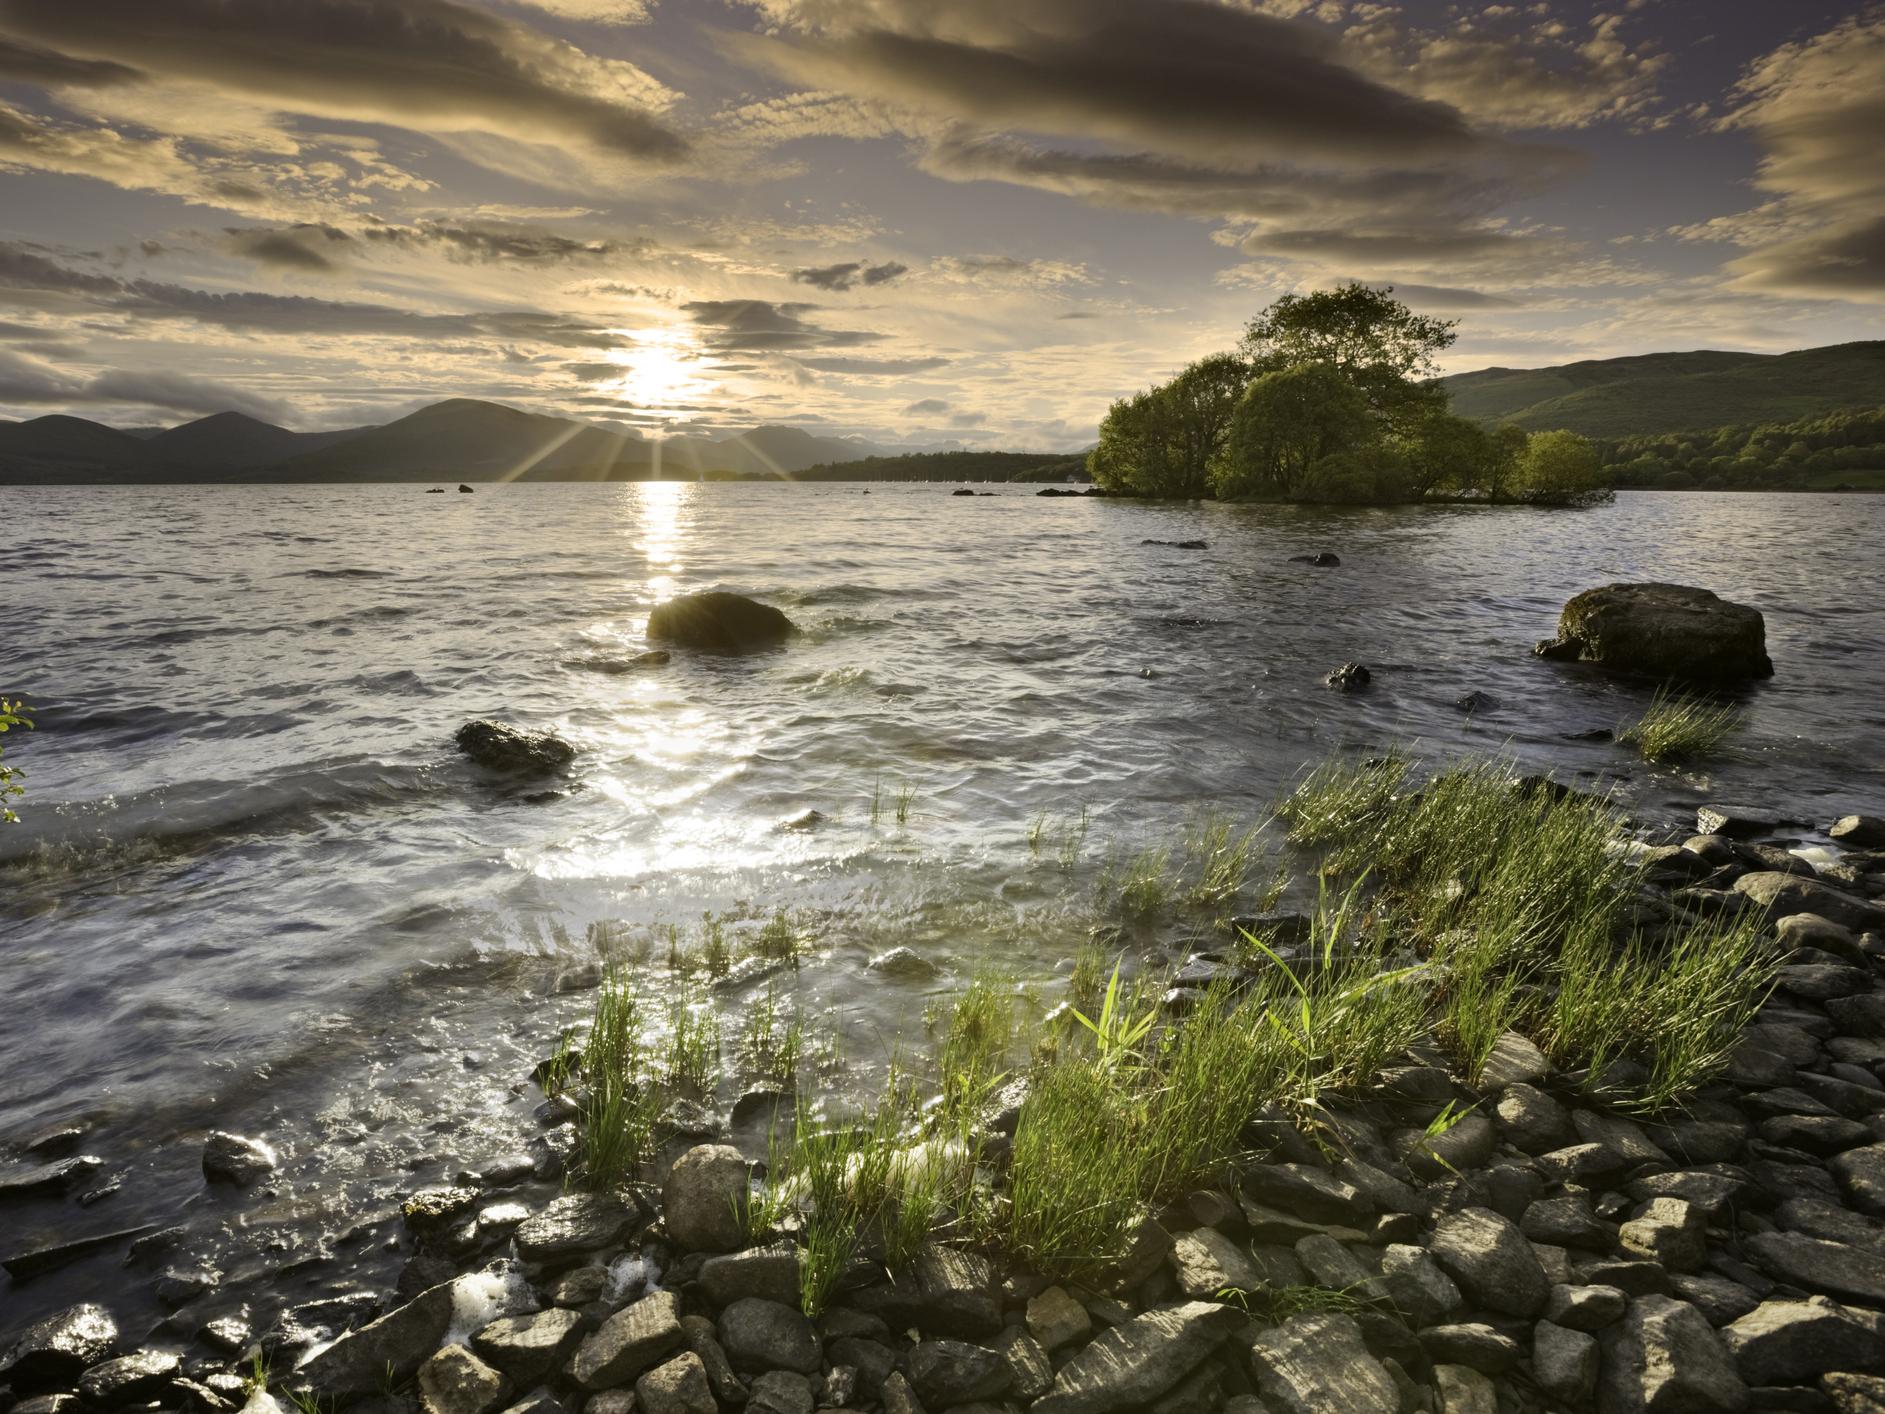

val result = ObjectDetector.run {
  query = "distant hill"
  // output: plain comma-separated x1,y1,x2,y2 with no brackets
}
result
0,399,893,484
1441,341,1885,439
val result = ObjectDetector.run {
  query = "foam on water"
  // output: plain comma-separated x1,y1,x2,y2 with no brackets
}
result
444,1263,537,1347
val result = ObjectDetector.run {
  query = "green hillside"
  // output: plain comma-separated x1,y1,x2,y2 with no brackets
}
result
793,450,1087,482
1441,341,1885,438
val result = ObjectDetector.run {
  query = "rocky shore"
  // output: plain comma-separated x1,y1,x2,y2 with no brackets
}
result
6,794,1885,1414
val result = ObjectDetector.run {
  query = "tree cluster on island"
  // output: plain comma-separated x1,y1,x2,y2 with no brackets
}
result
1599,403,1885,492
1088,285,1606,506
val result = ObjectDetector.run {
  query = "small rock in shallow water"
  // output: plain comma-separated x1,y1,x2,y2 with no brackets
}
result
0,1303,119,1393
1455,690,1500,713
1289,551,1341,567
865,946,941,978
0,1154,103,1200
1325,662,1371,691
202,1132,275,1186
454,720,576,776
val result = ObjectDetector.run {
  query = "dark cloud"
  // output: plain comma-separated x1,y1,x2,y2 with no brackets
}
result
0,347,290,420
0,0,688,160
362,221,657,263
1727,217,1885,299
903,397,948,414
226,225,354,273
1356,281,1521,311
680,299,883,351
0,34,141,85
791,259,907,291
741,0,1481,167
0,241,623,348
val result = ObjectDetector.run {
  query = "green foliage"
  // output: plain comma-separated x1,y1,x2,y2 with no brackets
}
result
1087,353,1249,498
1619,687,1743,764
792,449,1090,482
1514,429,1603,502
1070,961,1157,1069
1405,410,1496,496
1213,363,1372,499
1240,283,1457,436
0,698,32,824
1004,1055,1151,1273
580,967,659,1188
1600,402,1885,491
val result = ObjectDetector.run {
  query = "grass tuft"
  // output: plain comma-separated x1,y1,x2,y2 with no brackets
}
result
1619,686,1743,764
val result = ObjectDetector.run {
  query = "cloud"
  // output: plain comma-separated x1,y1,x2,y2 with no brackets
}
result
225,224,354,272
495,0,654,24
1697,14,1885,300
0,0,688,163
218,219,660,271
680,298,884,351
0,34,140,85
791,259,908,291
0,240,624,348
904,396,949,414
792,354,950,373
0,347,289,420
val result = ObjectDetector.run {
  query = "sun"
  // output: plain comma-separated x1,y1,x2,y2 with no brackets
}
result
606,326,709,414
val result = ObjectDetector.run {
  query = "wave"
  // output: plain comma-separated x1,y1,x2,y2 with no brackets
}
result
302,567,398,580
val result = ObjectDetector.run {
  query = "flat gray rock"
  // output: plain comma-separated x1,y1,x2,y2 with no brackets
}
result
1032,1301,1243,1414
1243,1312,1398,1414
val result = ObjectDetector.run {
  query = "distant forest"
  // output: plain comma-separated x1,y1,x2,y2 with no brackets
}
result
1600,404,1885,491
787,450,1089,482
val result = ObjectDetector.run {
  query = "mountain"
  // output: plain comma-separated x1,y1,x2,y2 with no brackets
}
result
0,399,895,484
1441,341,1885,439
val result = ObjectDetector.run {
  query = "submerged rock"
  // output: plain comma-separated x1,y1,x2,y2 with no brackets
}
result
1533,582,1773,681
202,1131,276,1186
1325,662,1371,692
646,592,794,653
1289,551,1341,566
454,720,577,776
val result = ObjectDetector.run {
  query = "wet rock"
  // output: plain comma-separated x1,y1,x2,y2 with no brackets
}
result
1724,1297,1885,1386
0,1154,104,1200
472,1309,586,1385
0,1303,119,1393
646,592,795,653
1600,1295,1749,1412
1290,551,1340,567
865,946,942,979
700,1243,800,1307
76,1350,180,1409
570,1291,684,1391
662,1144,747,1253
1737,873,1885,933
634,1352,715,1414
454,721,576,776
717,1298,819,1375
299,1282,457,1396
1747,1231,1885,1305
200,1317,252,1355
1620,1197,1708,1272
1536,583,1773,681
1243,1312,1398,1414
404,1186,482,1232
418,1345,511,1414
1325,662,1371,692
201,1131,277,1185
566,650,670,674
1429,1207,1549,1317
907,1339,1011,1407
1025,1285,1090,1351
1832,815,1885,847
676,1315,746,1406
1033,1301,1243,1414
1142,538,1208,549
514,1193,635,1264
1455,690,1500,713
3,1223,158,1281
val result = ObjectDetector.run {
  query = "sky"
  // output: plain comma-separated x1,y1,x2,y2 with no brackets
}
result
0,0,1880,450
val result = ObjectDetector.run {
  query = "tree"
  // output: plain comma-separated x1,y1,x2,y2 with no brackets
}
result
0,698,32,824
1405,410,1494,496
1239,284,1456,436
1212,363,1372,500
1086,353,1250,497
1514,429,1602,501
1300,443,1414,504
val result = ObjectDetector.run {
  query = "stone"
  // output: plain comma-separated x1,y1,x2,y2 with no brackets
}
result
1294,1233,1374,1292
1169,1226,1262,1297
1620,1198,1709,1272
634,1352,716,1414
747,1370,813,1414
662,1145,747,1253
646,592,795,653
76,1350,180,1409
906,1339,1012,1407
1669,1273,1762,1328
699,1243,800,1307
1832,816,1885,847
865,945,941,978
299,1282,457,1397
1626,1170,1749,1222
569,1291,685,1391
1724,1297,1885,1386
1378,1244,1463,1327
1534,1322,1599,1407
1738,874,1885,934
717,1298,819,1376
418,1346,511,1414
990,1327,1052,1403
856,1245,1002,1338
676,1315,745,1406
1325,662,1371,691
1524,1194,1617,1252
1747,1231,1885,1306
1032,1301,1243,1414
202,1131,276,1185
1243,1164,1375,1226
1495,1083,1577,1154
1433,1363,1497,1414
1764,1113,1873,1154
472,1309,586,1386
880,1371,924,1414
1480,1031,1550,1090
1536,583,1773,681
454,720,576,775
514,1194,635,1264
1600,1295,1750,1412
1778,914,1869,966
1419,1323,1520,1374
1826,1372,1885,1412
1026,1285,1091,1351
1242,1313,1398,1414
1428,1207,1549,1317
1834,1144,1885,1215
1397,1113,1497,1178
0,1154,104,1200
1546,1282,1629,1333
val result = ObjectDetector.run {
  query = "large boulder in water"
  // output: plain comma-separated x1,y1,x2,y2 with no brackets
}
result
455,720,576,775
646,592,794,653
1534,583,1772,681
